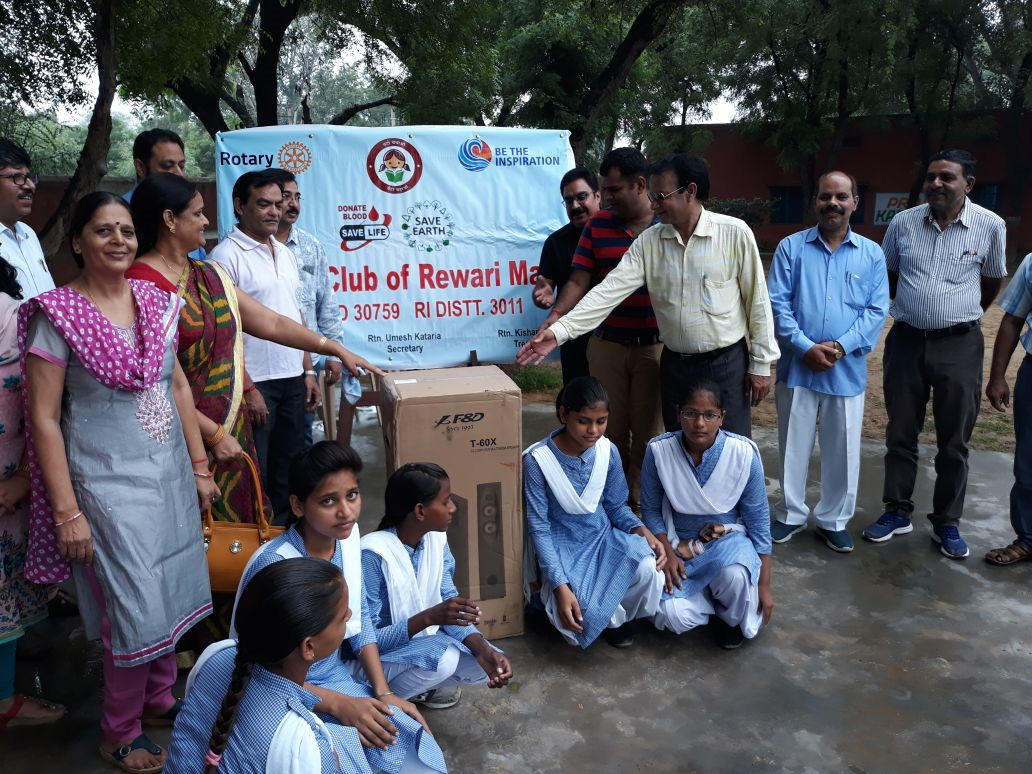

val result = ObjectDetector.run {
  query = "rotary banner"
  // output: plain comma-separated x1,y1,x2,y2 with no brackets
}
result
214,125,574,369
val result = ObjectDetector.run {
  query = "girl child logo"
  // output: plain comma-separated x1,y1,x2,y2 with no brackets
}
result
366,138,423,194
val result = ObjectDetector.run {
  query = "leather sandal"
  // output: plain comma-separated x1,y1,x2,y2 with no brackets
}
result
984,541,1032,566
0,694,66,730
98,733,164,773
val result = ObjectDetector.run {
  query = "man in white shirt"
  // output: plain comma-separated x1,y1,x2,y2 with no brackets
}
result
0,140,55,299
210,169,316,519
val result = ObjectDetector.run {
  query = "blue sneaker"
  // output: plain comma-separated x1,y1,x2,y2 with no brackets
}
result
815,527,854,553
932,525,970,559
771,521,806,543
862,512,913,542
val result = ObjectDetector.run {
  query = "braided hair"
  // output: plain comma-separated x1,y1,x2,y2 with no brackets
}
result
204,557,345,772
379,462,449,530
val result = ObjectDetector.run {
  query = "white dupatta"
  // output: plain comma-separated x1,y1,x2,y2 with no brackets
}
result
521,435,612,600
229,527,364,640
361,531,446,638
651,433,756,548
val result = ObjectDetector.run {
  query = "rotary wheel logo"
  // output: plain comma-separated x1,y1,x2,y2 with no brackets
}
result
277,141,312,175
401,200,454,253
367,138,423,194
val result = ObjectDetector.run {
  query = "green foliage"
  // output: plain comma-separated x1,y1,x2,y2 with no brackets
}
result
706,197,772,230
508,365,562,393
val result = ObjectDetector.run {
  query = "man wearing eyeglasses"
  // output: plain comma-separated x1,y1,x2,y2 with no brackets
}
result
766,171,889,553
0,139,54,298
532,167,601,383
519,153,778,440
536,148,664,510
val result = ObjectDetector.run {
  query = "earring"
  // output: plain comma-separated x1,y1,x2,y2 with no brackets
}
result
170,225,176,234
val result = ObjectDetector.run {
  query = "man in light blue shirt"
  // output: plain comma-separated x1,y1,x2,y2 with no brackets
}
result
125,128,206,261
767,171,889,552
984,252,1032,566
0,139,55,299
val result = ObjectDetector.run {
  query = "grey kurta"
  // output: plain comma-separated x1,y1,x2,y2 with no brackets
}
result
27,307,211,667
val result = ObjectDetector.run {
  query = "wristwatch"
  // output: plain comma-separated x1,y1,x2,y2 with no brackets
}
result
832,341,845,360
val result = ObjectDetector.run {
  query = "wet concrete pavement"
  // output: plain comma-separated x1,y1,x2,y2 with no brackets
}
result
2,402,1031,773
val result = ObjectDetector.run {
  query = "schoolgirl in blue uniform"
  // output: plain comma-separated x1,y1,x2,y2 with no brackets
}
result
231,442,447,773
523,377,666,649
361,463,512,709
165,557,369,773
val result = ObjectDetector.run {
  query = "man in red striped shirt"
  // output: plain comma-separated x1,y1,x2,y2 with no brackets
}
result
539,148,663,507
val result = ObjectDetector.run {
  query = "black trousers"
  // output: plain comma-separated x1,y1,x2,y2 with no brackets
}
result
660,339,751,438
252,375,307,522
559,333,591,384
882,322,984,526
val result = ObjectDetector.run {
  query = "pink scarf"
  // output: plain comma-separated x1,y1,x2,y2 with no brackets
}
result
18,279,177,584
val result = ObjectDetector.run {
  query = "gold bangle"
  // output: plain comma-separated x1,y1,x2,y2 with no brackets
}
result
205,425,226,448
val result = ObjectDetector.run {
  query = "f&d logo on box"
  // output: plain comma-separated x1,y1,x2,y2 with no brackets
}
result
434,412,485,428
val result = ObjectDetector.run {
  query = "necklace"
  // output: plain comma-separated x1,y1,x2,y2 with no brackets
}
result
155,251,189,294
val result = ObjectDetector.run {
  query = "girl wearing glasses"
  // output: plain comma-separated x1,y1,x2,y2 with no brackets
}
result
639,379,773,649
522,376,665,649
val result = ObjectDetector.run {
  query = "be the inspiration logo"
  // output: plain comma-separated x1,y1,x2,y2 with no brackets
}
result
457,138,492,171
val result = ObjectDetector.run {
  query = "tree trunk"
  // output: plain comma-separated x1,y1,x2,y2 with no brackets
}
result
569,0,695,159
248,0,303,126
38,0,116,261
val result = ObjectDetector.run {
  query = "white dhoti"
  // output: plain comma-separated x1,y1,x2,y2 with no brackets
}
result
376,644,488,699
653,564,763,639
543,554,663,646
774,383,864,531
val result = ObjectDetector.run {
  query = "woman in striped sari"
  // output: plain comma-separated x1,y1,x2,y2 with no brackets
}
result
126,173,380,635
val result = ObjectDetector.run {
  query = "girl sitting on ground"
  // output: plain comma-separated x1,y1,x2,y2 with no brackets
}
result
165,557,370,773
231,441,447,774
522,376,666,649
640,379,773,649
361,463,513,710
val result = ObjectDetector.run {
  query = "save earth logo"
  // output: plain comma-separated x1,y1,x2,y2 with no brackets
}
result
366,138,423,193
338,204,391,252
277,141,312,174
402,200,454,253
458,138,492,171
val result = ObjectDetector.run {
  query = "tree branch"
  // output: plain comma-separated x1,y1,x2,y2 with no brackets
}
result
328,96,397,125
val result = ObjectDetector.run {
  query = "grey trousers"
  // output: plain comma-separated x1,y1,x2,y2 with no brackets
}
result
882,322,984,526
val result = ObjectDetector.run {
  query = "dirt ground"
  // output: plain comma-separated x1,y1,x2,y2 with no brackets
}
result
524,303,1026,453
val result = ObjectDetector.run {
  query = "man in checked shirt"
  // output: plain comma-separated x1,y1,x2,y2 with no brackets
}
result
862,150,1007,559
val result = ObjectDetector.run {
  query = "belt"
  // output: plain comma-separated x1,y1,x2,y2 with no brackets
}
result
592,329,661,346
665,339,743,360
897,320,978,339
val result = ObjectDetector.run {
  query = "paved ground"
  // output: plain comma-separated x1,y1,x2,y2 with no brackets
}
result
2,403,1031,773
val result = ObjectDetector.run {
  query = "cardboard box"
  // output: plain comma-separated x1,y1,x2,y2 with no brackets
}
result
378,366,523,640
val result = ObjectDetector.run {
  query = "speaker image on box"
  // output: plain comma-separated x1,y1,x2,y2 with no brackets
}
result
449,491,470,598
477,482,505,600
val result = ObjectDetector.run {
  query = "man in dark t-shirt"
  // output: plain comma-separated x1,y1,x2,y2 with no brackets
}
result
533,167,601,382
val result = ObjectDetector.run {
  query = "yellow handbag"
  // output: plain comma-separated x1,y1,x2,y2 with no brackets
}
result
201,452,284,594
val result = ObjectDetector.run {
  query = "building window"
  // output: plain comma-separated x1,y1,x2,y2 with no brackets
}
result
970,183,1000,214
770,186,803,224
851,185,868,226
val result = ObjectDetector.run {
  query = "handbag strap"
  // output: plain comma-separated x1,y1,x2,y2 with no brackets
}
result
201,451,273,540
